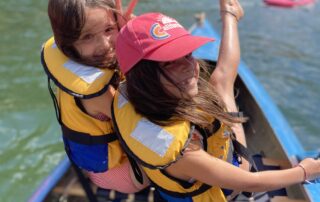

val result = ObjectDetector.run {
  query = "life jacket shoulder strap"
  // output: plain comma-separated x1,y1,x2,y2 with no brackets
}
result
61,124,117,145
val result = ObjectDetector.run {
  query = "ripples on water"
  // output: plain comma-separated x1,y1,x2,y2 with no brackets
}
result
0,0,319,201
0,0,64,201
0,111,64,201
241,3,320,149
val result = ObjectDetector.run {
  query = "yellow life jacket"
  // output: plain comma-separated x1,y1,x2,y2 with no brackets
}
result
41,37,125,172
112,88,235,201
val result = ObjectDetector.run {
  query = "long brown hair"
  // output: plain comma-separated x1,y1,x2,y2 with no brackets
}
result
47,0,120,69
125,59,245,128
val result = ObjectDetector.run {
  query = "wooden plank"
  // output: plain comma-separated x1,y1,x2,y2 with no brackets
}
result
271,196,307,202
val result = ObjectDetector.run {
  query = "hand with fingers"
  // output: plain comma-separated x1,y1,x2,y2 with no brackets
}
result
220,0,244,22
115,0,139,28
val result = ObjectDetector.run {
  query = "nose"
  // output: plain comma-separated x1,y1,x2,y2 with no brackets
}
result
180,57,195,73
95,34,111,56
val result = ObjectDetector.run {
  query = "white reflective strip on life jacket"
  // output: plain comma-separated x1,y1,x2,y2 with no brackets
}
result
131,119,174,157
63,60,104,84
118,93,128,109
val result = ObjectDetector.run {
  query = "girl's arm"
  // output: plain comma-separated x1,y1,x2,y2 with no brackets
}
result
210,14,240,96
210,0,243,96
166,147,320,192
209,0,249,171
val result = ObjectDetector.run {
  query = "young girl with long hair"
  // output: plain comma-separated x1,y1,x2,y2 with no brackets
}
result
112,10,320,201
44,0,148,193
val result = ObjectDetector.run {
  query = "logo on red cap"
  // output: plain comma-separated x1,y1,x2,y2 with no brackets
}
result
150,15,183,40
150,23,170,40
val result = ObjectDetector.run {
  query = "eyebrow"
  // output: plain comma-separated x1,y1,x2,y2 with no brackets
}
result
81,22,116,37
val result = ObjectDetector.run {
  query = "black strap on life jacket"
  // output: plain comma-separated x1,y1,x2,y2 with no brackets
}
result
205,119,221,138
127,154,144,185
61,124,117,145
48,77,62,125
231,138,258,172
225,111,259,170
70,161,98,202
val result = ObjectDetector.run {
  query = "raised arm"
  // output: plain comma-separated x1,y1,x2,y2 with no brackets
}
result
210,0,243,95
209,0,249,171
166,147,320,192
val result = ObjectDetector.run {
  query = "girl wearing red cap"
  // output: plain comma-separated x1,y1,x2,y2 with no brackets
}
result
112,2,320,202
44,0,149,193
44,0,247,195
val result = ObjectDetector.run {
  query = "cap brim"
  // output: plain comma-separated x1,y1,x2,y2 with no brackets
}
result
144,35,214,62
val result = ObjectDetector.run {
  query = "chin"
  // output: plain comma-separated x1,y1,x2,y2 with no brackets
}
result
185,79,199,97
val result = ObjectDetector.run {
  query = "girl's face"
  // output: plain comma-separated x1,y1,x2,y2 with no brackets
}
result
159,54,200,98
74,7,118,66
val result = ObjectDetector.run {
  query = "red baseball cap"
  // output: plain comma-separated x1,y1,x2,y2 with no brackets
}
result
116,12,214,74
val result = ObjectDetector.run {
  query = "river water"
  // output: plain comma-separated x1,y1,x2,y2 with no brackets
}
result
0,0,319,201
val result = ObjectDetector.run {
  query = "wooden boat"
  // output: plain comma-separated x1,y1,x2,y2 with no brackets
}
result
263,0,315,8
28,15,320,202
